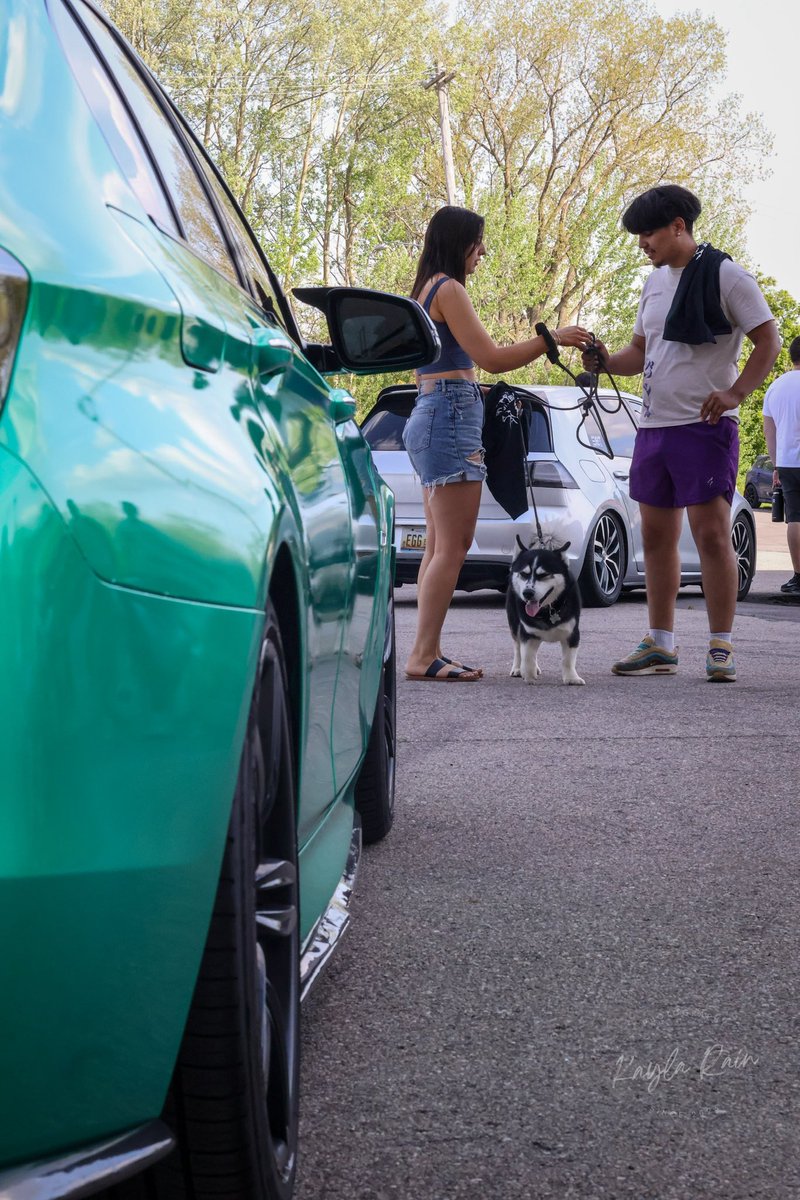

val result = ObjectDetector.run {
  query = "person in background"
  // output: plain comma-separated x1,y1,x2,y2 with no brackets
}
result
403,205,589,681
763,335,800,595
583,185,780,682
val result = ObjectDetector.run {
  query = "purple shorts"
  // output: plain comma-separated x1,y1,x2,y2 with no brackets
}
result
629,419,739,509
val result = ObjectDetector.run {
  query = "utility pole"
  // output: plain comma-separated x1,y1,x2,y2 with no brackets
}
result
422,65,457,205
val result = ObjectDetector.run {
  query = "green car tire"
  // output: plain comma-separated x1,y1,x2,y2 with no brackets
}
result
152,602,299,1200
355,591,397,845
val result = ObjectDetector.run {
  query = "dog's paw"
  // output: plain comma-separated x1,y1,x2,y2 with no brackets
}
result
509,667,521,677
563,673,585,686
522,667,542,683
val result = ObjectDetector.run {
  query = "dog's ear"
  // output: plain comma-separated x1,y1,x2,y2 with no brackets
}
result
516,534,528,553
559,540,571,553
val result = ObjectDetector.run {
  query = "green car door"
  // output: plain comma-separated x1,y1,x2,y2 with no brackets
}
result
51,0,360,854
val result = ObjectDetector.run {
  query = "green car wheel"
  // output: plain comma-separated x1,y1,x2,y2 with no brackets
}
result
354,592,397,845
155,602,300,1200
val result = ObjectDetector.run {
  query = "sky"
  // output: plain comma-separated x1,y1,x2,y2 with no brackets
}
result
650,0,800,300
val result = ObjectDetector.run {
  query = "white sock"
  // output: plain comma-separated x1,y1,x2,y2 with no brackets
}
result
649,628,675,651
710,632,732,645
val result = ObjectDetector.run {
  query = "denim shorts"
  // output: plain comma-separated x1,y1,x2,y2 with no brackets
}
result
402,380,486,488
630,419,739,508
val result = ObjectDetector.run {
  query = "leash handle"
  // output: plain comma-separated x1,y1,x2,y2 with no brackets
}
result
531,324,619,460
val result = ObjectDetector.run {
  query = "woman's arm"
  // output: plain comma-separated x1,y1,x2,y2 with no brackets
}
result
435,279,589,373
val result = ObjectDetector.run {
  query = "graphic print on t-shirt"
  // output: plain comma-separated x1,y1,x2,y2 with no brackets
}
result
642,358,654,420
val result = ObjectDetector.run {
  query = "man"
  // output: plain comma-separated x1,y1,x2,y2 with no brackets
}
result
584,185,780,682
762,336,800,595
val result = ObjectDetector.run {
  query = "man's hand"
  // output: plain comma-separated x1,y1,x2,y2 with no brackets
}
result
700,388,743,425
581,337,609,372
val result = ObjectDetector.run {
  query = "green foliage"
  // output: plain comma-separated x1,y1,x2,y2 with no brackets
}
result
103,0,794,418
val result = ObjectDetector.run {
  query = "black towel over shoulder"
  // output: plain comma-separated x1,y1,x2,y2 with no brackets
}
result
662,242,732,345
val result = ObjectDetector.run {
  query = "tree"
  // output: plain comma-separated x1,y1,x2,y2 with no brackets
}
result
102,0,789,414
442,0,768,340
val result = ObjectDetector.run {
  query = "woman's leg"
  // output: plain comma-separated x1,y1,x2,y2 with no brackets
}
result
415,489,477,668
405,480,483,677
416,486,436,593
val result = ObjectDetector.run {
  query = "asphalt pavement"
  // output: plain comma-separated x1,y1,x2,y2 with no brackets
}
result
297,510,800,1200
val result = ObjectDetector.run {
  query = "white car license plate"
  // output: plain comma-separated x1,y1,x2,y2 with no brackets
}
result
400,526,427,552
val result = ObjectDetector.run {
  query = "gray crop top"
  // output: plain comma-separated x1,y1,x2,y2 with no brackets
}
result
417,276,474,375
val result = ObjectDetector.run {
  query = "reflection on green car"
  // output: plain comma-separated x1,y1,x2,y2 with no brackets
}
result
0,3,437,1198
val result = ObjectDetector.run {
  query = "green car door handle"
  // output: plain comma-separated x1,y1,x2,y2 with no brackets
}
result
254,331,294,379
328,388,357,425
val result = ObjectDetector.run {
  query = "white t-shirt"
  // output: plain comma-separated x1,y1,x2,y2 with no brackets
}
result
633,258,774,428
762,370,800,467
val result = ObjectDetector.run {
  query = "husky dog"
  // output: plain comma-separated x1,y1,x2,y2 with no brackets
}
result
506,537,585,685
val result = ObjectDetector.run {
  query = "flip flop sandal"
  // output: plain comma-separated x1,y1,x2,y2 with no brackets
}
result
405,657,481,682
441,655,483,676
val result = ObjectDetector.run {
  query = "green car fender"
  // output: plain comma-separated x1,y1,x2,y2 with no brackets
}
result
0,444,268,1162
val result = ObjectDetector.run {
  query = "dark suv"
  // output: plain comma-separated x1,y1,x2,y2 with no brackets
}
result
744,454,775,508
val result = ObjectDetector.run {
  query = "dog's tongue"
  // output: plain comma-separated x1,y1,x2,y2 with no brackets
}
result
525,600,541,618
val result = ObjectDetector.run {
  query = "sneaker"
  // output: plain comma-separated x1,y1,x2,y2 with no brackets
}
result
706,639,736,682
780,573,800,594
611,636,678,676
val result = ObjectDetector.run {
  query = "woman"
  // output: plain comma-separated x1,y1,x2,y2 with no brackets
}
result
404,205,590,682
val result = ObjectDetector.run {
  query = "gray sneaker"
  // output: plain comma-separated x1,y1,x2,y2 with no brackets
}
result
706,639,736,682
611,636,678,676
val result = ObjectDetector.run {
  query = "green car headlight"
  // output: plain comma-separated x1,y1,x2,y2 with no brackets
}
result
0,247,29,412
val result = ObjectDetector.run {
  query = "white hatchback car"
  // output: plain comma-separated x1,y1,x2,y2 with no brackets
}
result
361,383,757,606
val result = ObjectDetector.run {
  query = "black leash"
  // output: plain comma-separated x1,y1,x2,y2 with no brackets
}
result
514,323,627,547
534,322,625,460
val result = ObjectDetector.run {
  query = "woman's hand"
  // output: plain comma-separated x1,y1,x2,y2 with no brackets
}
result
554,325,592,350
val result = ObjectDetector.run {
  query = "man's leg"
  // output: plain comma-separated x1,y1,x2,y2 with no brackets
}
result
686,495,738,633
687,495,738,681
787,523,800,574
641,503,684,631
778,468,800,590
611,503,682,676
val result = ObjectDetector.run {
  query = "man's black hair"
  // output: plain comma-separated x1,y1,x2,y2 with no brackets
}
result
789,335,800,365
622,185,702,235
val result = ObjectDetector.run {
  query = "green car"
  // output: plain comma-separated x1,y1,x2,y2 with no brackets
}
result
0,3,437,1198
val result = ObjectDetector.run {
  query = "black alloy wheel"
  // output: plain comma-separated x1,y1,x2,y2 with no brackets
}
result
743,483,761,509
578,511,625,607
153,601,300,1200
354,589,396,844
732,513,756,600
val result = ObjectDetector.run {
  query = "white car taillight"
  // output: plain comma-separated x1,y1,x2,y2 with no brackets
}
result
0,248,29,412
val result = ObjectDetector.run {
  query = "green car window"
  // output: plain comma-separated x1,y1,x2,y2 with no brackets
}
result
50,1,178,234
73,1,240,288
189,145,289,332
